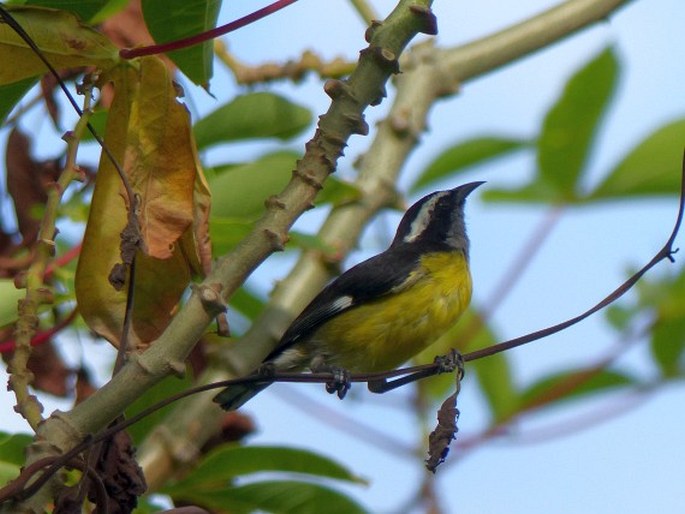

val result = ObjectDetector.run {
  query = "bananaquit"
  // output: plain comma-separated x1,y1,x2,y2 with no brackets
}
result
214,181,484,410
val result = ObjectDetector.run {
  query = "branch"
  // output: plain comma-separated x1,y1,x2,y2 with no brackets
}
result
349,0,379,25
214,40,356,85
442,0,633,81
7,86,94,431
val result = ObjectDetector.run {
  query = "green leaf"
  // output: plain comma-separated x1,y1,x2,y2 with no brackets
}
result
230,286,265,321
80,109,108,141
520,368,637,409
0,279,24,327
0,77,36,126
647,270,685,376
163,446,367,512
25,0,109,22
287,231,336,254
208,217,253,255
166,446,365,493
316,177,362,206
604,304,637,332
0,432,33,485
536,47,619,199
0,5,119,84
607,269,685,377
591,118,685,199
410,136,529,194
482,181,563,204
131,496,165,514
170,480,368,514
90,0,129,24
142,0,221,86
194,93,312,149
651,316,685,377
125,373,194,445
209,151,300,220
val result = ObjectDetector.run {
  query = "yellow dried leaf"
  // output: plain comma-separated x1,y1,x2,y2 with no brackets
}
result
75,56,211,349
0,6,119,85
128,57,196,259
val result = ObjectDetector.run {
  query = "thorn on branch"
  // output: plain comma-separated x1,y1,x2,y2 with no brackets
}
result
264,195,287,210
263,228,287,252
318,129,348,152
668,247,679,263
409,5,438,36
323,79,350,100
168,360,187,377
364,20,383,43
194,283,227,316
360,46,400,75
292,169,324,190
342,112,370,135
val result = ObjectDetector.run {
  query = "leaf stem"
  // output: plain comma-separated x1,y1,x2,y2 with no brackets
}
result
120,0,300,60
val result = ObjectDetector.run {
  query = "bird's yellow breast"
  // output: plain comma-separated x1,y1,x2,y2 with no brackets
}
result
313,251,472,371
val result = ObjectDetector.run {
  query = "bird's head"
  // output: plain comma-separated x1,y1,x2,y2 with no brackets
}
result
391,181,484,256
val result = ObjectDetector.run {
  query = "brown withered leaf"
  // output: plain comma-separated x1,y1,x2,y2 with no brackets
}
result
89,430,147,514
101,0,155,50
5,128,61,246
40,69,86,127
128,62,197,260
26,340,71,397
75,57,211,350
75,367,97,404
425,391,459,473
0,228,18,273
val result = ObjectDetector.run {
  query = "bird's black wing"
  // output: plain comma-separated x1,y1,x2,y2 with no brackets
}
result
265,246,423,360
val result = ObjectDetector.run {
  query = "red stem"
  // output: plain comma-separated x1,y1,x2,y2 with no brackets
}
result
0,308,78,353
120,0,300,60
45,242,82,279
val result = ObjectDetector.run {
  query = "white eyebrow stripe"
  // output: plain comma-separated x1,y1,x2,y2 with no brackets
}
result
402,192,447,243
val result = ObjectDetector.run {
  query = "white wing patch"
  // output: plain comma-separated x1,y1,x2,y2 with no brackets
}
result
402,191,448,243
329,295,354,312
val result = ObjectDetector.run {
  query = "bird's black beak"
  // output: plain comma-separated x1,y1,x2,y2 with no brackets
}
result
454,181,485,199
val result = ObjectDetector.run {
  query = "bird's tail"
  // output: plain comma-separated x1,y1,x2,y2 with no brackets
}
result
213,380,272,411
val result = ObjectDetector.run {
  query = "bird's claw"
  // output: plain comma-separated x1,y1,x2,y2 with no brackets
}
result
325,367,351,399
434,349,464,378
256,362,277,377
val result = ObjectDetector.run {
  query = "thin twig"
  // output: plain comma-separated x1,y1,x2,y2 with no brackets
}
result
463,157,683,362
6,82,95,430
349,0,379,25
214,40,356,85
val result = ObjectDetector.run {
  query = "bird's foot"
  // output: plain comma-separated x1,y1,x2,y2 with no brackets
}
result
434,349,464,378
256,362,277,377
323,367,351,399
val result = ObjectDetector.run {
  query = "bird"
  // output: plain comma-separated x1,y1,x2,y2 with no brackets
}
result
214,181,484,410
